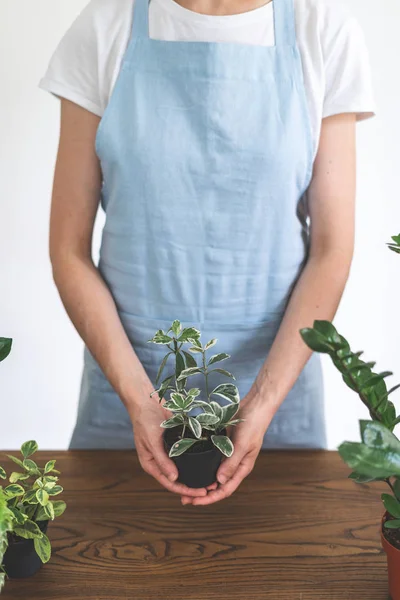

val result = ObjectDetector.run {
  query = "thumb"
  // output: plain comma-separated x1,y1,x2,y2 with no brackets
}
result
153,437,179,482
216,445,245,484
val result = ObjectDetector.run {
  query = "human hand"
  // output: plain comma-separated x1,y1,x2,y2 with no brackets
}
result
179,388,273,506
130,394,215,498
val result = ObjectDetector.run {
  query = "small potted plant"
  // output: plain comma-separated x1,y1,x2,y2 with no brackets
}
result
0,441,67,584
0,338,67,588
148,320,244,488
300,319,400,600
0,488,13,591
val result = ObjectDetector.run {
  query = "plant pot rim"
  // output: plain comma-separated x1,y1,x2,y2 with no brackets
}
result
381,511,400,554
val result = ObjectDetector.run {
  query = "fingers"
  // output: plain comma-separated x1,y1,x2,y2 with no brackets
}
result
188,459,254,506
180,481,218,504
216,445,246,484
143,456,208,497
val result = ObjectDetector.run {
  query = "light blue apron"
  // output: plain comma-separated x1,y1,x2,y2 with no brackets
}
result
69,0,327,450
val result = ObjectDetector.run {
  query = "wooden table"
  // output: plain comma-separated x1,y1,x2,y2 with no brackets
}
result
0,450,390,600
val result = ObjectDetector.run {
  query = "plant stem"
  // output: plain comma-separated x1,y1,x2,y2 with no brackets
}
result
385,477,396,495
202,350,210,400
338,356,383,424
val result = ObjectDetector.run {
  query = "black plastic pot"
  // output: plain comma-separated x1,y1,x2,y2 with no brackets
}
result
3,520,49,579
163,428,226,488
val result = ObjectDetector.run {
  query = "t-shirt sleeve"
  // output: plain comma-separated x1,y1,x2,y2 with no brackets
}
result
321,10,376,121
39,0,103,116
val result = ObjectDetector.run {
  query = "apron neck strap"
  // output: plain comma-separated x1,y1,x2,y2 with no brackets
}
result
131,0,296,47
132,0,150,40
273,0,296,47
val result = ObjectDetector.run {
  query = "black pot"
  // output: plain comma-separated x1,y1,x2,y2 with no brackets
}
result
163,428,226,488
3,520,49,579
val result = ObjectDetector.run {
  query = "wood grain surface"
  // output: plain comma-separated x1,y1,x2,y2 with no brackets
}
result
0,450,390,600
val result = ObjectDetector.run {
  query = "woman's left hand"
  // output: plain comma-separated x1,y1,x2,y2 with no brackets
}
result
180,389,274,506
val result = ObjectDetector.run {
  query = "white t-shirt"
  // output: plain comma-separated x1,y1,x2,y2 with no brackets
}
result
39,0,376,159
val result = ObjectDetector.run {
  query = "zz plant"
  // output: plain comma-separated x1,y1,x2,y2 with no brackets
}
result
0,441,67,572
148,320,244,458
300,319,400,533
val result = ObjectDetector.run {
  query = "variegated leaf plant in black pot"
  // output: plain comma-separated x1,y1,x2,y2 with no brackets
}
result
148,321,244,488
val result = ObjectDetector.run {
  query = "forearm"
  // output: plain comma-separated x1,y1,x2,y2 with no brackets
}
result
51,254,152,416
253,250,352,420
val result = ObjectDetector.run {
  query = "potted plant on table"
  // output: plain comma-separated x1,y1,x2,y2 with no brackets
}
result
300,311,400,599
148,320,244,488
0,338,67,590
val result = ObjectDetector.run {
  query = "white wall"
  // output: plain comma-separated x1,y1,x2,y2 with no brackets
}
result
0,0,399,450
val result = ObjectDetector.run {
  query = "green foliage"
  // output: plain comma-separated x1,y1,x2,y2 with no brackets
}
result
387,234,400,254
300,320,397,429
0,338,12,363
0,488,13,591
148,320,244,457
300,318,400,531
0,440,67,587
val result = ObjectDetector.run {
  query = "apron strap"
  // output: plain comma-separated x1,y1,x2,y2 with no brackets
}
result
273,0,296,47
131,0,150,41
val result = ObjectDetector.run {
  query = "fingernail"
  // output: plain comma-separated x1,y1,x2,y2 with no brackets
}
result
168,473,177,482
218,474,227,484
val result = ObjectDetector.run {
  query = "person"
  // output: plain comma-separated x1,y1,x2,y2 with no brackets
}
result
39,0,375,506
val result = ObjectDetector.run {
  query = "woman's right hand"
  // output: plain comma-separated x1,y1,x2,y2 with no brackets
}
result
130,395,213,498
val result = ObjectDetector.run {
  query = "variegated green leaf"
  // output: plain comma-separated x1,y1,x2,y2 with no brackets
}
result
210,401,223,419
8,506,28,525
4,484,25,499
0,467,6,480
208,353,230,366
188,346,203,353
211,383,240,403
44,460,56,474
205,338,217,350
44,501,55,520
23,489,40,504
211,368,235,380
160,415,185,428
169,438,198,457
188,416,202,439
196,413,220,428
13,519,43,540
178,327,201,343
23,459,40,475
34,533,51,563
36,489,49,506
177,367,203,381
48,485,63,496
52,500,67,517
170,320,182,337
6,455,24,469
34,504,49,522
148,330,173,345
187,388,201,398
43,480,57,492
221,402,240,423
211,435,234,457
21,440,38,459
225,419,245,426
9,471,30,483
